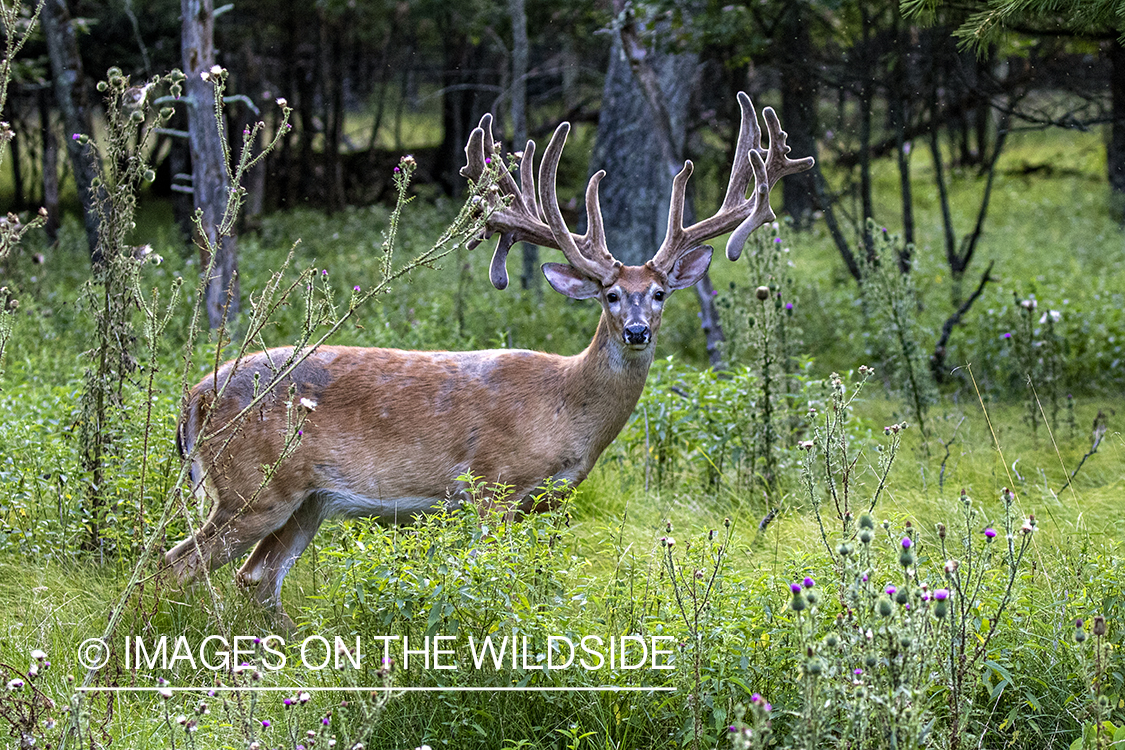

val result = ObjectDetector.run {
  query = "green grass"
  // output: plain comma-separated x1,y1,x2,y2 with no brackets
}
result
1,123,1124,748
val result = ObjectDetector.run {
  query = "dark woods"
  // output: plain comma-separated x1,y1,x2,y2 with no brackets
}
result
2,0,1122,244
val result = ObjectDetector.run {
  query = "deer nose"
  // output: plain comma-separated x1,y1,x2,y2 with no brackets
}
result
623,324,650,346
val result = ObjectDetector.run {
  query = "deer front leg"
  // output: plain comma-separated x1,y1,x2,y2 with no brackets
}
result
237,494,329,614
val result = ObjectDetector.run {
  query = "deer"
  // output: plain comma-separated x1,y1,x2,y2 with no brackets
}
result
165,91,814,617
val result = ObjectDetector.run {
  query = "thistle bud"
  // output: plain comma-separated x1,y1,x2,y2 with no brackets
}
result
1093,616,1106,637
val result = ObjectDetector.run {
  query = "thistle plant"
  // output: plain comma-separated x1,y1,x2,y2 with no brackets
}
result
932,488,1035,750
0,0,47,381
75,66,184,551
857,221,935,442
659,519,734,750
717,224,804,496
0,649,58,750
1067,613,1123,750
801,367,904,563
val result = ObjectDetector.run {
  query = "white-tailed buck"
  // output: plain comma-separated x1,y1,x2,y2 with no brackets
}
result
166,92,814,613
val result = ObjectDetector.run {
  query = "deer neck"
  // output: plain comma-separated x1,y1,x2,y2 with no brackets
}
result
562,312,654,450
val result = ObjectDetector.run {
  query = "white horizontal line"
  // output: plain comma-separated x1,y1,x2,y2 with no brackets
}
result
77,685,675,693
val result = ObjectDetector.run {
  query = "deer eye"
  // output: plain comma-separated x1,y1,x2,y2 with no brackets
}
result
606,292,619,303
653,290,665,302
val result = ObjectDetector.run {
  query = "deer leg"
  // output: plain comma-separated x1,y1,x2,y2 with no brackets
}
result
166,489,306,584
236,494,328,611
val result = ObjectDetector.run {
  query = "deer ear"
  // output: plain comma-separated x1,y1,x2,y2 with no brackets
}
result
542,263,602,299
666,245,713,290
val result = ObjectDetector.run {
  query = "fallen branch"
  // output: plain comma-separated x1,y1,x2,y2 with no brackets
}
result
931,259,995,382
1057,410,1108,495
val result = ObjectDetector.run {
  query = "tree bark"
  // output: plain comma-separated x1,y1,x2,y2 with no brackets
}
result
589,34,696,267
40,0,101,260
509,0,540,293
599,10,724,369
1108,39,1125,221
182,0,240,328
37,88,59,243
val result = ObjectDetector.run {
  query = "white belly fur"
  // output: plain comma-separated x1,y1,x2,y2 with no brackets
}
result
319,489,454,524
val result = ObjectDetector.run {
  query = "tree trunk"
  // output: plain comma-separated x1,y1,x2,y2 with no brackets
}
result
1108,39,1125,221
598,13,724,369
40,0,101,260
509,0,540,293
778,1,818,227
37,88,59,243
182,0,240,328
589,35,695,266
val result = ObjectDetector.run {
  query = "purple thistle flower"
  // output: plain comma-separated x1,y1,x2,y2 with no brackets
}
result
984,528,996,539
764,703,772,712
1002,332,1012,339
885,585,896,596
261,720,271,728
901,537,912,549
729,726,737,733
283,698,292,706
803,577,815,588
750,692,762,703
353,285,361,292
854,668,863,676
72,133,80,141
785,302,793,310
790,583,802,594
773,237,782,243
322,717,330,725
934,589,949,601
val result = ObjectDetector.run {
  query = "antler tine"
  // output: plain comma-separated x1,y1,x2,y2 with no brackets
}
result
648,160,694,273
725,107,816,261
462,114,566,289
720,91,762,212
519,139,539,217
762,106,816,189
651,90,816,271
538,123,620,286
581,170,608,254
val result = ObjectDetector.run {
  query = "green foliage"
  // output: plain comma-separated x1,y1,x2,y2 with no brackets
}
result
858,221,938,441
624,357,820,500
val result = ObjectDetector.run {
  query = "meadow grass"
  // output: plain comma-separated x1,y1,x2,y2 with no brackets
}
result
0,122,1123,748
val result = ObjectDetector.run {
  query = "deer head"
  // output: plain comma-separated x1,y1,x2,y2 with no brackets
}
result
460,91,816,356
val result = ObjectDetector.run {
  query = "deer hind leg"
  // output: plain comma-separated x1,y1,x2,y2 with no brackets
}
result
236,493,328,611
